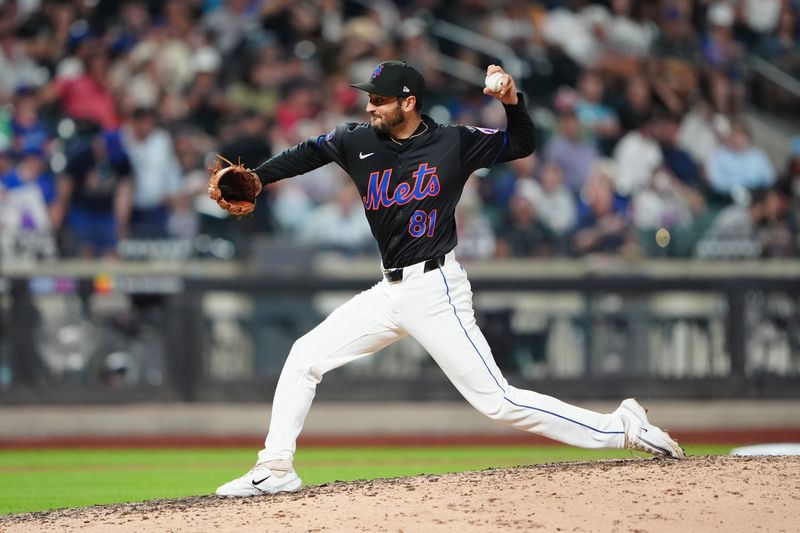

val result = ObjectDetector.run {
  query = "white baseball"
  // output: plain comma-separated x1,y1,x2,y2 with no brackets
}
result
485,72,505,93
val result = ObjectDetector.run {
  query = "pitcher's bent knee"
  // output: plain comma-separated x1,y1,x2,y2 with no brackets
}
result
473,391,510,421
283,335,323,383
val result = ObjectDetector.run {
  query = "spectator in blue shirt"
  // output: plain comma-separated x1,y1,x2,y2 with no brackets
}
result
655,113,704,189
1,148,55,204
0,148,56,233
54,126,133,258
706,122,775,197
571,164,633,256
574,71,620,155
11,86,50,155
543,107,599,195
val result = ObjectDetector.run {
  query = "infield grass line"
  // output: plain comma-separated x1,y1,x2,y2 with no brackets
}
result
0,445,732,515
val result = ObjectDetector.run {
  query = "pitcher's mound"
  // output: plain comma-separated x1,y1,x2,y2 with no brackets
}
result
2,456,798,532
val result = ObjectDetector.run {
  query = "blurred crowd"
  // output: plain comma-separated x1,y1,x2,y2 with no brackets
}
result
0,0,799,262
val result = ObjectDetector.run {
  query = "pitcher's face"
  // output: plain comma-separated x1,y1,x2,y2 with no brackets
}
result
366,95,405,134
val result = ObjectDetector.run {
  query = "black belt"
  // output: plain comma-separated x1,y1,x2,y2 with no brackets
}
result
383,255,446,283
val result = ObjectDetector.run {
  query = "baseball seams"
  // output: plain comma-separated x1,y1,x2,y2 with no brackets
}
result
485,72,505,93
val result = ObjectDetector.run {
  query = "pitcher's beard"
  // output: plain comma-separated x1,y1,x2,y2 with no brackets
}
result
371,110,405,134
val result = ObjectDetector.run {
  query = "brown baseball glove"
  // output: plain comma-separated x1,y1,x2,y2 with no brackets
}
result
207,155,263,216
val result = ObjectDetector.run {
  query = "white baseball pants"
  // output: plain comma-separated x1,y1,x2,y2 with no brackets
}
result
258,251,625,464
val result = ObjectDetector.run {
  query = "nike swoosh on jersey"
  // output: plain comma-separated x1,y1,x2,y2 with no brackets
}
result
359,152,374,159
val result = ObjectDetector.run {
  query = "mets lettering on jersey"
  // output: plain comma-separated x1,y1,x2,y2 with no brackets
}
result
254,95,536,267
362,163,441,210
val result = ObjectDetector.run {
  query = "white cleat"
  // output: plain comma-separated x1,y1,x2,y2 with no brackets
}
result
215,462,302,497
615,398,686,459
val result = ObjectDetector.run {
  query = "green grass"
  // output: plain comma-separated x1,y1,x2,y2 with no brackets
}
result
0,445,732,515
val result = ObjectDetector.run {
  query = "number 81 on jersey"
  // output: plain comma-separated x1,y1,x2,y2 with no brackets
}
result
408,209,437,237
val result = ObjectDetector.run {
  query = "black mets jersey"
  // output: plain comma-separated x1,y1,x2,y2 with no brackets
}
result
254,95,536,268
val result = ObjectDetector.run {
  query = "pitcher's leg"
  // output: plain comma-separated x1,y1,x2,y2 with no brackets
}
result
401,264,625,450
259,283,405,463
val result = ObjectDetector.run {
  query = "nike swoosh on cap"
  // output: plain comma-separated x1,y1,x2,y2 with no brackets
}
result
359,152,374,159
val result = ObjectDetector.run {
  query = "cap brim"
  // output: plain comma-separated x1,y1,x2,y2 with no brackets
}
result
351,82,398,96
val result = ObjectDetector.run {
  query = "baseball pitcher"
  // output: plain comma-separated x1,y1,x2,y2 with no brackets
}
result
211,61,684,497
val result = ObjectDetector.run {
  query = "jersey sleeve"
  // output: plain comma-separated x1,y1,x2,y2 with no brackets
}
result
457,124,509,173
458,93,537,173
254,123,353,185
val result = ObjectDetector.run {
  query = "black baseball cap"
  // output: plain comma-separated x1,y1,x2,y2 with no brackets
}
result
351,61,425,101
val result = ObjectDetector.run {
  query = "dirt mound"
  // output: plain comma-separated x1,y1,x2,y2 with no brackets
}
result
2,456,798,532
